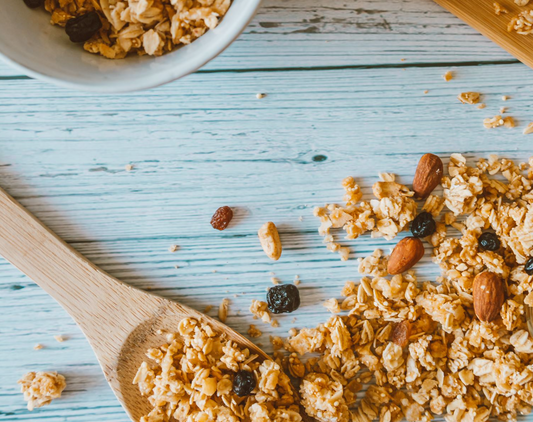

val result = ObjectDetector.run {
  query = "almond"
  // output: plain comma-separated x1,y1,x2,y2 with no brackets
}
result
473,271,505,322
391,320,412,347
412,153,443,199
387,237,424,275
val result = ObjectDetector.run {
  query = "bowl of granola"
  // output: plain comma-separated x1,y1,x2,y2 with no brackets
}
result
0,0,261,93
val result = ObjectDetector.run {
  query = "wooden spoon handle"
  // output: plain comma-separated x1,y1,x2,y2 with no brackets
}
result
0,187,147,333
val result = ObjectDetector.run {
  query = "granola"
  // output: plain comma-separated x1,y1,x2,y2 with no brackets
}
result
134,318,300,422
18,371,66,411
39,0,232,59
298,154,533,422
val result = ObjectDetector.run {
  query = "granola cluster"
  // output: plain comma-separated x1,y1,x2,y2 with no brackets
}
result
42,0,231,59
133,318,300,422
18,371,66,411
295,154,533,422
314,174,417,261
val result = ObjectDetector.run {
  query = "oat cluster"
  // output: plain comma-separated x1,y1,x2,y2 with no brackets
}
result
293,154,533,422
18,371,66,411
314,174,417,261
133,318,300,422
43,0,231,59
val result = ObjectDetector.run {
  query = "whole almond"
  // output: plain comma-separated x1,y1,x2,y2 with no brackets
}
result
473,271,505,322
387,237,425,275
412,153,444,199
258,222,282,261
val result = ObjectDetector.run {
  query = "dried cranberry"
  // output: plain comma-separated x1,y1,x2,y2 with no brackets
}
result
211,206,233,231
233,370,256,396
525,257,533,275
478,232,501,251
410,212,436,238
267,284,300,314
65,12,102,43
23,0,44,8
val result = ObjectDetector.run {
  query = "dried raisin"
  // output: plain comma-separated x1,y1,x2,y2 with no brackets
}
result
65,12,102,43
211,206,233,231
233,370,256,396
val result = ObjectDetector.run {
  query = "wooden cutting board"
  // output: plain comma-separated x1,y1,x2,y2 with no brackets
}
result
433,0,533,68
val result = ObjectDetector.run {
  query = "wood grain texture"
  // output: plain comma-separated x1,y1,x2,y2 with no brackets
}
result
1,0,533,420
433,0,533,69
0,0,517,77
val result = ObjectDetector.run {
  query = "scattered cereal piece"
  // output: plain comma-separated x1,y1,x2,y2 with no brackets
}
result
218,298,229,323
358,249,388,276
248,325,262,338
500,107,507,114
169,244,178,253
401,58,406,61
457,92,480,104
323,298,341,313
483,115,505,128
256,93,267,99
204,305,213,313
424,90,429,94
18,372,66,411
523,122,533,134
54,335,65,343
477,103,486,109
502,95,510,101
271,277,281,285
494,2,508,14
250,300,271,324
270,336,284,349
442,71,453,81
125,164,134,171
34,344,44,350
516,0,530,4
503,116,515,128
271,319,280,328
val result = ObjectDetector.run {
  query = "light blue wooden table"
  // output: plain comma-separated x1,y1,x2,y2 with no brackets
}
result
1,0,533,421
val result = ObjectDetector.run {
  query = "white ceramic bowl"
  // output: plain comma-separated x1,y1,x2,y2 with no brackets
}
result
0,0,262,93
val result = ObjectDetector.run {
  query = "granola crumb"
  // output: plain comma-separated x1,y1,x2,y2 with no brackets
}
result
204,305,213,313
33,344,44,350
270,335,284,349
483,115,505,128
256,93,267,99
457,92,480,104
218,298,229,323
174,265,179,269
442,71,453,81
125,164,134,171
494,2,509,14
54,335,65,343
503,116,515,128
523,122,533,134
248,324,262,338
423,90,429,94
250,300,272,324
294,279,301,286
500,107,507,114
18,372,66,411
298,216,304,222
168,244,178,253
271,277,281,285
323,298,341,313
271,319,280,328
477,103,486,109
502,95,510,101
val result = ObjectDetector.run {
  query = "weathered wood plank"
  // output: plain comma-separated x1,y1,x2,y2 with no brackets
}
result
0,0,515,77
1,62,533,420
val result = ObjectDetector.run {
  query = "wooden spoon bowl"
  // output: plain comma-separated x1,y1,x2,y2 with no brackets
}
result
0,187,272,421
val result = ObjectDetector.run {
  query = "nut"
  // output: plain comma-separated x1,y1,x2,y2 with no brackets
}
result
412,153,444,199
258,222,282,261
391,320,412,347
211,206,233,231
473,271,505,322
387,237,425,275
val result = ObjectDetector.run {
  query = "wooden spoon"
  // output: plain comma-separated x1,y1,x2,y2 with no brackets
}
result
0,187,273,421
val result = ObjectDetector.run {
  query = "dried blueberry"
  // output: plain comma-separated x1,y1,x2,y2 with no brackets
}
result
525,257,533,275
478,232,501,251
233,370,256,397
23,0,44,8
65,12,102,43
267,284,300,314
410,212,436,238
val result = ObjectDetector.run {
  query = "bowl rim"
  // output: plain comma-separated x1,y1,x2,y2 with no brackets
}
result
0,0,262,93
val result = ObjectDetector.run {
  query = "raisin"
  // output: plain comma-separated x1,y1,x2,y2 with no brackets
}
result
391,320,412,347
525,257,533,275
211,206,233,231
23,0,44,8
478,232,501,251
410,212,436,238
233,370,256,396
267,284,300,314
65,12,102,43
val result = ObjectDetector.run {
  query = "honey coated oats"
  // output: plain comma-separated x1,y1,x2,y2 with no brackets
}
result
18,371,66,411
38,0,231,59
